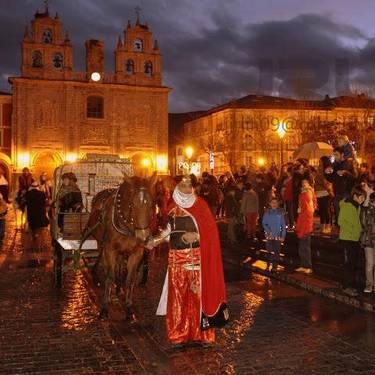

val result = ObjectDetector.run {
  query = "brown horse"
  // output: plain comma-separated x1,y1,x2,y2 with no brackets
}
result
85,174,156,319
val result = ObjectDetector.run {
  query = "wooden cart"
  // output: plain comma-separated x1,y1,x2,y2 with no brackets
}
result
52,154,133,288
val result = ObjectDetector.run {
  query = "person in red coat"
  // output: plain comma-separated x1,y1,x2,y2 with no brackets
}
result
295,179,316,274
146,175,228,347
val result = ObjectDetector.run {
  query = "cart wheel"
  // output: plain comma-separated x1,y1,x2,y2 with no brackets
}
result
54,244,63,289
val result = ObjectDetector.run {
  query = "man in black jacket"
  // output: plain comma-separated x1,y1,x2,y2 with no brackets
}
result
25,182,49,251
325,146,356,225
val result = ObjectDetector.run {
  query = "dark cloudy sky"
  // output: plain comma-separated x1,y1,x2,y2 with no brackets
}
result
1,0,375,112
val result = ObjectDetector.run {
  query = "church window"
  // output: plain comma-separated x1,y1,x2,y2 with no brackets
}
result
43,28,53,44
126,59,135,75
32,51,43,68
53,53,63,69
87,96,104,118
144,61,153,76
134,38,143,52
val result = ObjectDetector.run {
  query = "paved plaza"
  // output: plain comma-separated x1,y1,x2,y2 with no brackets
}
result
1,214,375,374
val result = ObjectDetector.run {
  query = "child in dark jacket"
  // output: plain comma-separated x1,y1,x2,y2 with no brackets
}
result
262,197,286,271
240,183,259,240
224,187,240,244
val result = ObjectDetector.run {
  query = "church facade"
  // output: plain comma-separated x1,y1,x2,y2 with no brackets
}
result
7,6,169,179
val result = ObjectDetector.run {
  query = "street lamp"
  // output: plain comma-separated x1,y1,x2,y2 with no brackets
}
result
277,122,286,166
140,157,152,177
257,157,265,167
184,146,194,173
185,146,194,160
142,158,151,168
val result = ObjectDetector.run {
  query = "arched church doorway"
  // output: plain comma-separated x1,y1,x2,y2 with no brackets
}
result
0,153,12,198
33,152,63,181
0,159,11,201
0,161,10,183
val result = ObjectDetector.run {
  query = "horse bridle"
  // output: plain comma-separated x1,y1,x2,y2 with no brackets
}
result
112,185,151,239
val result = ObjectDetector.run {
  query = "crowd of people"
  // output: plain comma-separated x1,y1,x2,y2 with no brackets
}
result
0,133,375,298
153,134,374,297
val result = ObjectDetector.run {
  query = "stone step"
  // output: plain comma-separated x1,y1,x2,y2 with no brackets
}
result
246,259,375,314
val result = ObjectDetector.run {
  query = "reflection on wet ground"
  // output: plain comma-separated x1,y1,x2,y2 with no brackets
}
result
1,211,375,373
124,246,375,374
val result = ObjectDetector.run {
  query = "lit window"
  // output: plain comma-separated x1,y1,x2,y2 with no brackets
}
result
32,51,43,68
87,96,104,118
43,29,53,44
53,53,63,69
126,59,135,75
134,38,143,52
144,61,153,76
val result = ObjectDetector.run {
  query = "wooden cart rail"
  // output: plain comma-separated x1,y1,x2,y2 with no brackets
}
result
53,212,99,288
61,212,90,239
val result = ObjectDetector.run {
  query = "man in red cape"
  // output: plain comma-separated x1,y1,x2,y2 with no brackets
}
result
147,175,228,346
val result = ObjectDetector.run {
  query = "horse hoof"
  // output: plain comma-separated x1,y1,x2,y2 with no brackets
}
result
129,313,137,323
124,308,136,322
99,309,108,319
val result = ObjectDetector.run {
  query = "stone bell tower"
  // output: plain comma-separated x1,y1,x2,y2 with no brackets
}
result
114,9,161,86
21,3,73,80
85,39,105,79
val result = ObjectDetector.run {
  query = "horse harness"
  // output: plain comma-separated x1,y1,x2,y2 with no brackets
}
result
111,184,150,239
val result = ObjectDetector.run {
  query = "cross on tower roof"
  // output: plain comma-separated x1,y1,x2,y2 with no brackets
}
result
44,0,49,12
135,6,142,23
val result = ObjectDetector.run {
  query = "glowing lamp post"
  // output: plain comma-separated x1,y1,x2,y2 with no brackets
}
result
184,146,194,173
277,122,286,166
185,146,194,160
65,153,78,163
142,157,151,168
156,154,168,174
257,157,265,167
17,152,30,169
140,157,151,177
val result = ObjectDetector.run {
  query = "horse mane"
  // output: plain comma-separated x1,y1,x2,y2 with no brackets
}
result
124,176,149,189
131,176,148,188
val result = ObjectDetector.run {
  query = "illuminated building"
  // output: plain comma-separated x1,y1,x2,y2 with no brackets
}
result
4,5,169,181
175,94,375,174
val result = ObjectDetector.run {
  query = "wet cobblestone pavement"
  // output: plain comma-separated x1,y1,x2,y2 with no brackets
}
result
1,212,375,374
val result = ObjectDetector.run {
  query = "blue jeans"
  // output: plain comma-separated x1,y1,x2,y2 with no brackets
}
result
266,240,281,267
341,240,360,290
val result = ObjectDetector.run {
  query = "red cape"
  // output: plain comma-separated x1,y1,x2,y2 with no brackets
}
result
168,197,227,317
